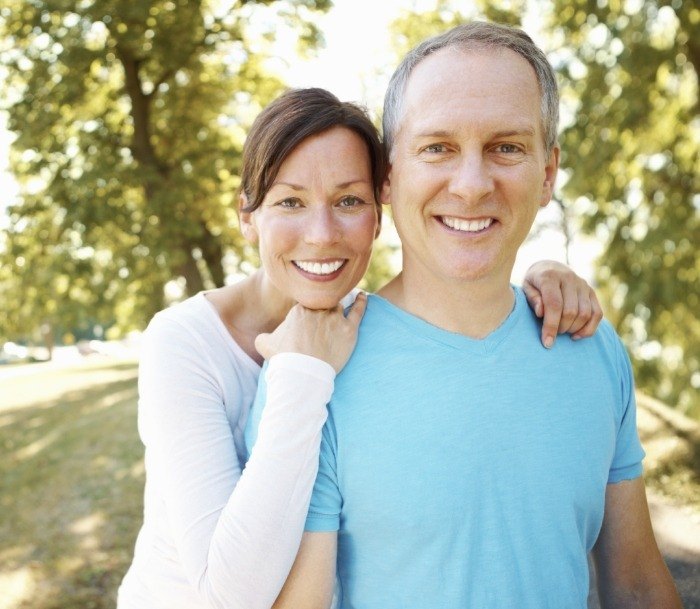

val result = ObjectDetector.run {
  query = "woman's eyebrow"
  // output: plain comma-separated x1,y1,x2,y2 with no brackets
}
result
336,179,372,189
270,181,305,190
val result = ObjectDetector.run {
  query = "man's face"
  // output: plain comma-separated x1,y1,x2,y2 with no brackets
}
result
383,46,559,288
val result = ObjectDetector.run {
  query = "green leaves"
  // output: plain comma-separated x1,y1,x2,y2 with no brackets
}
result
1,0,330,346
552,0,699,415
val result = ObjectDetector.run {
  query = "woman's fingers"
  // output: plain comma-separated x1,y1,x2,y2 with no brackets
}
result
572,289,604,339
345,292,367,328
255,295,367,372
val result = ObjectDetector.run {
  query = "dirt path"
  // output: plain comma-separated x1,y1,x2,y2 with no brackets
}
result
587,388,700,608
647,491,700,608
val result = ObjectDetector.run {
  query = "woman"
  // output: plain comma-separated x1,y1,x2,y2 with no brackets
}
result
117,88,601,609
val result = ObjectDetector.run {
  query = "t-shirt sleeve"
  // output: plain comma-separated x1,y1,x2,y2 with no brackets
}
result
139,314,335,609
607,333,646,483
243,360,269,460
305,416,343,532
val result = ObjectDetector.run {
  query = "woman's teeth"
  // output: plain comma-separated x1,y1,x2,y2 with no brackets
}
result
293,260,345,275
441,216,494,232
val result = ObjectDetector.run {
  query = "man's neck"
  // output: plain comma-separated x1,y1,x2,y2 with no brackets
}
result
378,270,516,339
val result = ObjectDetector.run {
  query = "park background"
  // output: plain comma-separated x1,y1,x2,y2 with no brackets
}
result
0,0,698,607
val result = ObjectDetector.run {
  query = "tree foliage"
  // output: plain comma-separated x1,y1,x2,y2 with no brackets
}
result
388,0,699,414
0,0,331,342
550,0,699,415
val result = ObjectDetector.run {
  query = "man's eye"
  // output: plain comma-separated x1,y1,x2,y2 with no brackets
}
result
495,143,522,154
338,195,365,207
423,144,447,153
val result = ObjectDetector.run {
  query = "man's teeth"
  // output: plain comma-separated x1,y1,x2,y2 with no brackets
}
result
442,216,494,232
294,260,344,275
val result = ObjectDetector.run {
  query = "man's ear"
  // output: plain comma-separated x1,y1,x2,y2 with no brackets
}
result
374,208,382,239
539,146,560,208
380,170,392,207
238,193,258,243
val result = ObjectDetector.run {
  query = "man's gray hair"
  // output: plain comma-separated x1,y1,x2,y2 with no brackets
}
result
382,21,560,159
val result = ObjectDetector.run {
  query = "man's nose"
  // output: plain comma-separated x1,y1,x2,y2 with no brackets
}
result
448,152,494,203
304,206,341,245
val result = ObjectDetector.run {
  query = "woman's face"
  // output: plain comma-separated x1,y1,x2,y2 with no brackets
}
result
241,127,379,310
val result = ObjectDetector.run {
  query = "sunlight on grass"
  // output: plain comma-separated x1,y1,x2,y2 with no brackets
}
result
70,513,106,551
14,428,61,460
0,568,33,609
0,359,143,609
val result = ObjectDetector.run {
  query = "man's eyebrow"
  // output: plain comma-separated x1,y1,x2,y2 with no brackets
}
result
412,127,537,139
414,130,455,139
492,127,536,138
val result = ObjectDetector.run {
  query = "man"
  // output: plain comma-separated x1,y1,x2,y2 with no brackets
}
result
269,22,682,608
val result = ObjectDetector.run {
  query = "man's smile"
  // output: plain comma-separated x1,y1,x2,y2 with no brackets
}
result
438,216,495,233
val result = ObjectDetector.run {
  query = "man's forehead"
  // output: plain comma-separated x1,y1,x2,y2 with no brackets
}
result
398,47,542,137
405,46,538,98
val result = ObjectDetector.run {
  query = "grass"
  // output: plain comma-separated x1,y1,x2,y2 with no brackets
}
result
0,359,143,609
0,359,698,609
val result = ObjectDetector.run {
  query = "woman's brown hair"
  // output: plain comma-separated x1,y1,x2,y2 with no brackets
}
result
239,88,386,215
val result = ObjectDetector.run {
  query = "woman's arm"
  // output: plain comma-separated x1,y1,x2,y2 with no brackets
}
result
137,296,366,609
522,260,603,348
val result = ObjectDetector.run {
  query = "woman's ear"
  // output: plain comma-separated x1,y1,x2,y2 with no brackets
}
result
238,193,258,244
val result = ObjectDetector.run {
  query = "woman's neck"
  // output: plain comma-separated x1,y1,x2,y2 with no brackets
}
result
205,269,295,364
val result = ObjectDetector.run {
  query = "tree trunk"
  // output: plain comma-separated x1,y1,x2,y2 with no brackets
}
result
198,224,226,287
178,247,206,295
40,321,54,361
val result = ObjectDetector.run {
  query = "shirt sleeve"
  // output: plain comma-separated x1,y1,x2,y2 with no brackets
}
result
305,414,343,532
243,360,268,460
607,333,646,484
139,315,335,609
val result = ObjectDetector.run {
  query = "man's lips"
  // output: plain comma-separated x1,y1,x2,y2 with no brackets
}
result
439,216,495,233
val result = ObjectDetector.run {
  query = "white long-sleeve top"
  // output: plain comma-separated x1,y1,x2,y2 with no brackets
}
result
117,293,335,609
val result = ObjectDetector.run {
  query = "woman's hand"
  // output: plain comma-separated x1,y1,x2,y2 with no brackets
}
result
255,293,367,373
523,261,603,348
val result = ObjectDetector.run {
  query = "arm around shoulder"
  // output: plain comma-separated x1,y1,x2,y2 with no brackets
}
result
592,477,682,608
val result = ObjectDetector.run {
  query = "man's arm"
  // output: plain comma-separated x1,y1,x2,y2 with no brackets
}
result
273,532,337,609
592,477,682,608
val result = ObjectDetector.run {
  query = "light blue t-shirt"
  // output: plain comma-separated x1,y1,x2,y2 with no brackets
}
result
246,288,644,608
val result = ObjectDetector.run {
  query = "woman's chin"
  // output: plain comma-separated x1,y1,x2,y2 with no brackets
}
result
294,293,343,311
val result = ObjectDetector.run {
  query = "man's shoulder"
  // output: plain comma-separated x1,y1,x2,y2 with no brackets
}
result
576,317,628,364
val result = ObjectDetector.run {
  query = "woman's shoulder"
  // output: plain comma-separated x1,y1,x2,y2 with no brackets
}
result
144,293,221,348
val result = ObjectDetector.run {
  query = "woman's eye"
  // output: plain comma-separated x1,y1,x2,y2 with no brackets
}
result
277,198,302,209
338,195,365,207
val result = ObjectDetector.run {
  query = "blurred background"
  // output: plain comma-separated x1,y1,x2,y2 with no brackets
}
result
0,0,698,607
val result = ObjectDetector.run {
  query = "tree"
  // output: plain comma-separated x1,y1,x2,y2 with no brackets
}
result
0,0,331,343
550,0,699,415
